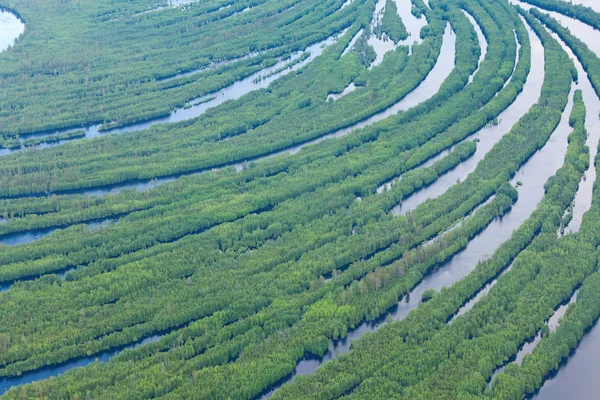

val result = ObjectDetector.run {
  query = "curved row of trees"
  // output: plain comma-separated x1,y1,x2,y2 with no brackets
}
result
6,0,600,398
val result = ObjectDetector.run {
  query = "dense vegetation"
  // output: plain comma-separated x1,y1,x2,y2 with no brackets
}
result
374,0,409,43
1,0,600,398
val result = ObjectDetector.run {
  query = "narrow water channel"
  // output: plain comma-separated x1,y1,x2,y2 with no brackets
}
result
504,3,600,398
391,19,543,216
259,19,577,399
489,288,579,388
0,6,455,394
530,307,600,400
15,32,343,146
523,5,600,234
7,24,453,203
0,25,455,251
463,9,488,84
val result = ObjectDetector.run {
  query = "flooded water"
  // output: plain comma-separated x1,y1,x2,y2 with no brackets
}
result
525,6,600,234
18,32,344,147
531,310,600,400
0,334,161,395
506,2,600,398
327,82,357,101
0,9,24,52
259,17,579,397
367,0,428,65
392,20,544,216
0,216,116,247
15,24,454,201
489,289,579,387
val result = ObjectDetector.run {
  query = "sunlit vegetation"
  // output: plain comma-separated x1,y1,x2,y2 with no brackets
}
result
1,0,600,398
374,0,409,43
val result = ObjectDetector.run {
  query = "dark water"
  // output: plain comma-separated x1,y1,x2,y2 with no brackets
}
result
0,334,160,395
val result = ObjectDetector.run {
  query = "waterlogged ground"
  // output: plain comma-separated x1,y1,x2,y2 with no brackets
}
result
2,0,600,398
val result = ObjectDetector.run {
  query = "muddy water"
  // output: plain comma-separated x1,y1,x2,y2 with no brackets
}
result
391,20,543,216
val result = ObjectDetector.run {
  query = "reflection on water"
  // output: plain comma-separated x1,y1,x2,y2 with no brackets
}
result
506,2,600,398
19,32,344,148
0,334,161,395
24,24,454,200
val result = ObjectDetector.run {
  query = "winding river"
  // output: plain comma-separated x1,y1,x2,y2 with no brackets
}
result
505,2,600,398
0,23,457,247
0,5,455,394
258,18,575,398
392,17,542,216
